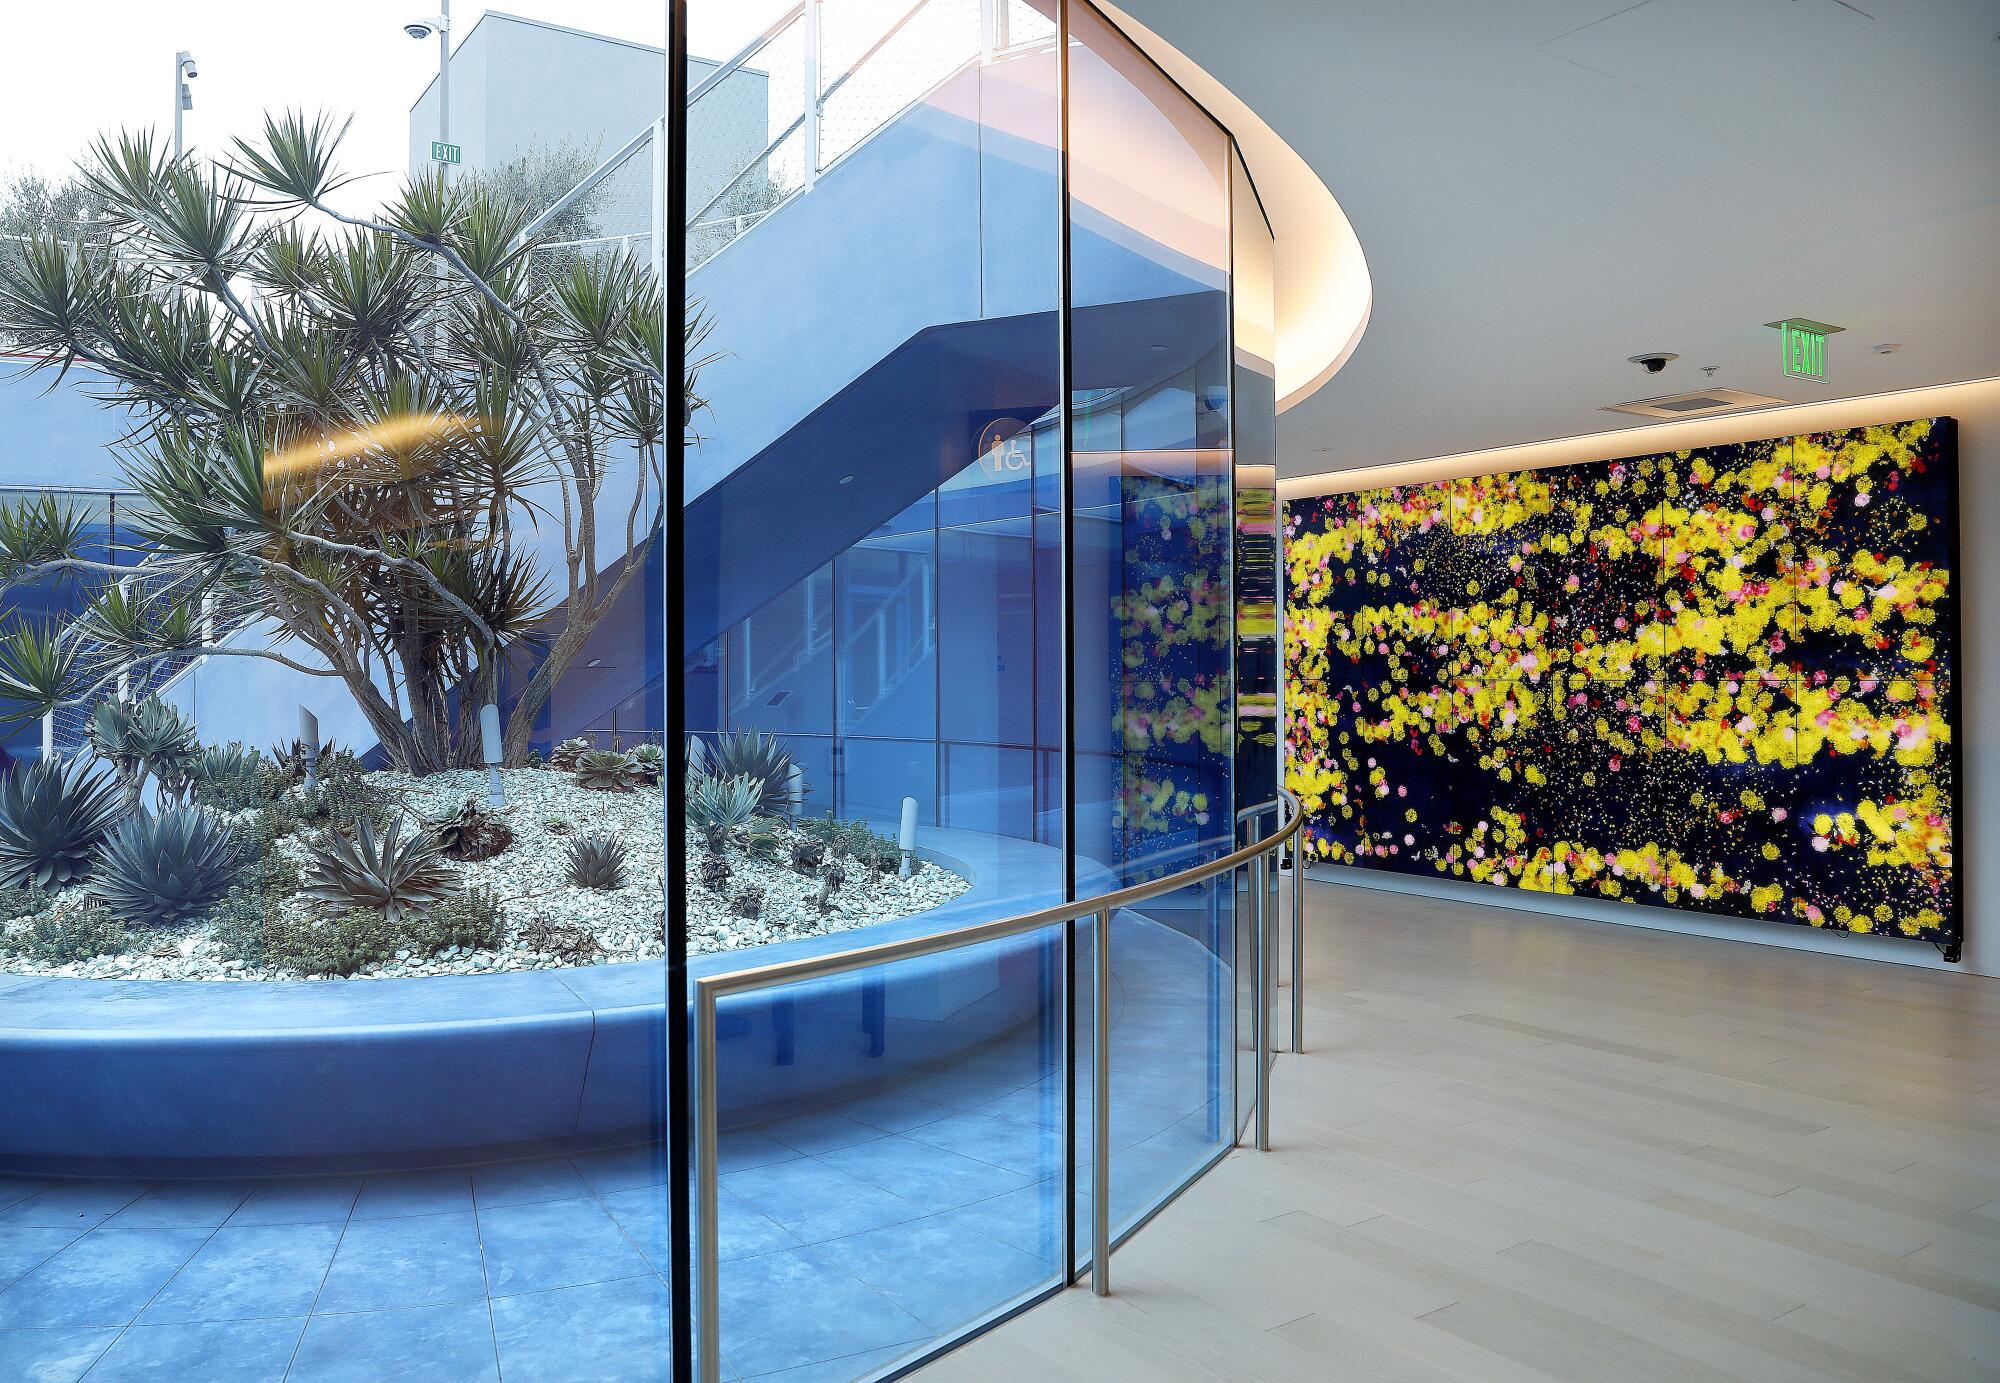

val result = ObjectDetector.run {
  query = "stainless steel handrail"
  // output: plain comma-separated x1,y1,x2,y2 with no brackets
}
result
693,788,1303,1381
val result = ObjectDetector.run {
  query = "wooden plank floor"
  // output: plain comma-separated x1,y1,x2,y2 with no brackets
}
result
921,881,2000,1382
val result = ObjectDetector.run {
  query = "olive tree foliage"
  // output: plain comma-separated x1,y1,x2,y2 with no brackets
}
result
0,113,706,773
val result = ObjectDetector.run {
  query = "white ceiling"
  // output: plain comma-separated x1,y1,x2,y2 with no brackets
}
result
1119,0,2000,477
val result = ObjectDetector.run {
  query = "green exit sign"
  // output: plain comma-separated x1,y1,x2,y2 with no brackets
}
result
431,140,461,165
1766,317,1842,382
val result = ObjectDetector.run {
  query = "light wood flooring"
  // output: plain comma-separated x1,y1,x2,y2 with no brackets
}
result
922,880,2000,1382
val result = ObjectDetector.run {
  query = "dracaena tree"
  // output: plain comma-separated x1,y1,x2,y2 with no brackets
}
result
0,112,706,773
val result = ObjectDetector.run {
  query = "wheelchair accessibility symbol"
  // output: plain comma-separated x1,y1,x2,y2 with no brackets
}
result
975,419,1032,480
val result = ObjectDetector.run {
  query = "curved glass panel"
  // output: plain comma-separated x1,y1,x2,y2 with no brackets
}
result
0,3,1276,1378
1066,0,1238,1246
684,0,1066,1375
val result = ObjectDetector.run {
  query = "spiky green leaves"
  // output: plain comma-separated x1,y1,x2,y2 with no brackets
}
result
302,817,456,924
87,696,200,804
564,833,627,890
686,771,763,849
0,759,123,889
0,621,76,723
225,110,360,208
90,807,238,928
688,732,802,818
0,494,87,578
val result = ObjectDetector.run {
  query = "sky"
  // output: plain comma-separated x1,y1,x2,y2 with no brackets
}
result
0,1,790,212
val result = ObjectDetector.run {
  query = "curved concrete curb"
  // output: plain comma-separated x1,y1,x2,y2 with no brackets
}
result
0,828,1099,1175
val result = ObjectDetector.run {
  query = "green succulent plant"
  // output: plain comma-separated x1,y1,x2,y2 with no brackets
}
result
90,808,239,928
89,696,201,808
303,818,457,924
0,758,124,889
4,902,133,963
688,732,802,817
427,800,513,861
574,748,645,792
628,742,666,785
190,743,272,812
565,832,628,890
686,771,761,853
548,736,594,772
421,885,505,952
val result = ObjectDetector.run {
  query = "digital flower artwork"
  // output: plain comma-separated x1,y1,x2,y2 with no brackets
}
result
1283,419,1960,952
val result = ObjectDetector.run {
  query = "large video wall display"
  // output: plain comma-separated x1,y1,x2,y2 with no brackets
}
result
1283,418,1961,954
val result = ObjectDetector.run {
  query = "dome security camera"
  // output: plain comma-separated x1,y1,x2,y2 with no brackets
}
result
1628,352,1678,374
404,15,449,39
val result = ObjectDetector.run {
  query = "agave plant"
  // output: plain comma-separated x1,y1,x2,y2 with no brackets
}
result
628,742,666,785
688,732,802,817
303,818,457,925
89,696,200,810
0,759,124,889
266,737,343,787
90,808,239,928
427,800,514,861
686,771,762,853
574,749,646,792
565,833,628,890
189,743,271,812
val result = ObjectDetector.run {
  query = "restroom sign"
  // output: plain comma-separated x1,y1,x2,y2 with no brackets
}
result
973,416,1033,482
1766,318,1841,382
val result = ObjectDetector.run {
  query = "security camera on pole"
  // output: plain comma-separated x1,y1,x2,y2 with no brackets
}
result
173,51,197,157
406,8,456,177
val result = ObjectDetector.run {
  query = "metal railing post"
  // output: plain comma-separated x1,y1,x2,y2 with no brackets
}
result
803,0,822,186
688,793,1302,1353
1252,849,1270,1152
695,985,722,1383
1090,906,1112,1296
1290,833,1305,1054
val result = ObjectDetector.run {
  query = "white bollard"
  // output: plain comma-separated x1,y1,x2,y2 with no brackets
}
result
299,706,320,790
898,795,919,877
480,703,504,809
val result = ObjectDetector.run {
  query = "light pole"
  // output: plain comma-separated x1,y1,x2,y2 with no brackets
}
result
406,6,453,175
173,51,197,157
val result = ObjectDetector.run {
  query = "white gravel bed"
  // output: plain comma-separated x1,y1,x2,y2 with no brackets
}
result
0,768,968,983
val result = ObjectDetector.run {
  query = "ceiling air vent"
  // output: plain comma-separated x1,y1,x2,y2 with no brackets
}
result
1602,388,1786,420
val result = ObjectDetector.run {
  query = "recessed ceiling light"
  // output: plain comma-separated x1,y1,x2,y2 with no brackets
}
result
1871,342,1903,355
1602,387,1786,419
1148,343,1167,352
837,474,855,485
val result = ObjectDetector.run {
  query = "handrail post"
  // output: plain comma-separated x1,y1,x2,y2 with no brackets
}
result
1090,906,1112,1296
1290,826,1305,1055
803,0,821,187
1252,849,1270,1152
695,983,722,1383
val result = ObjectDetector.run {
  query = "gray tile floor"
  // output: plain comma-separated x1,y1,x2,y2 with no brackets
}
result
0,922,1233,1382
